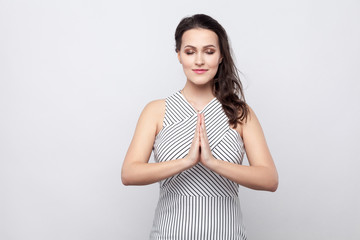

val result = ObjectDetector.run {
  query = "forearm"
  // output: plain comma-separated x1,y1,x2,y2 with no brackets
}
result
208,159,278,192
121,158,192,186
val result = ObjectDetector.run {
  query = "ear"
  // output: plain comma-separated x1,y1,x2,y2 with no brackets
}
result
177,51,182,64
219,56,223,64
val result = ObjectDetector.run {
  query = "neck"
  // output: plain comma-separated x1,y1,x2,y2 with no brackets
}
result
181,80,215,107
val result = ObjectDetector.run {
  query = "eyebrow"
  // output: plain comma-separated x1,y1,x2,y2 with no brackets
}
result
184,44,217,49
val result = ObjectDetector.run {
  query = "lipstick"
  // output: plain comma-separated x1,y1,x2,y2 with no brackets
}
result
192,69,208,74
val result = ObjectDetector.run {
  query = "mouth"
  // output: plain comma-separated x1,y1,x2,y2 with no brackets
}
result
192,69,208,74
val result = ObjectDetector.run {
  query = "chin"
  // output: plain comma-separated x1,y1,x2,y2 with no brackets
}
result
187,76,215,86
189,79,213,86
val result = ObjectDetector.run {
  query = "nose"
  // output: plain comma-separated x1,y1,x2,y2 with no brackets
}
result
195,53,204,66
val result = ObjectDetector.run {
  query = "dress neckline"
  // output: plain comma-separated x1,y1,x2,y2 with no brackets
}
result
177,90,217,114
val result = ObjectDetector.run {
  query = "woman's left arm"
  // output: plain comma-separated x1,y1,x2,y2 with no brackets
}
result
200,106,279,192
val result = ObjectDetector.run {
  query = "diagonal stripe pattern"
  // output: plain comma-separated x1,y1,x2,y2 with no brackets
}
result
150,90,247,240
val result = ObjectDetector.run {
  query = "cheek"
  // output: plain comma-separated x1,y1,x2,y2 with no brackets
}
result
208,57,221,68
180,57,193,69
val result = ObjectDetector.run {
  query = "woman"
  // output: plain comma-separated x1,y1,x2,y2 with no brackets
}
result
122,14,278,240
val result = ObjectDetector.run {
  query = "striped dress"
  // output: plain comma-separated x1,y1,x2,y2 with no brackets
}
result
150,90,247,240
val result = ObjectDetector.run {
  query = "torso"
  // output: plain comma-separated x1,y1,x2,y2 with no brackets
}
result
150,91,247,239
153,98,243,139
155,99,166,137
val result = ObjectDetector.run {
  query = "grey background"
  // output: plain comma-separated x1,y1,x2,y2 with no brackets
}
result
1,0,359,239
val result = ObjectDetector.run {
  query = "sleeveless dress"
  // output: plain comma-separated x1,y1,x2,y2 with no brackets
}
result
150,90,247,240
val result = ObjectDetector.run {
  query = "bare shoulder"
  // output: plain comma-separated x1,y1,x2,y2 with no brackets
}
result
145,98,165,111
234,104,259,139
244,104,258,124
143,99,165,119
142,99,166,136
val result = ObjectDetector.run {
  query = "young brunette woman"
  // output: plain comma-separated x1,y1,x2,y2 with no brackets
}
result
121,14,278,240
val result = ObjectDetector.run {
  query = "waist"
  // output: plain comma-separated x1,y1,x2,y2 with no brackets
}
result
159,189,239,198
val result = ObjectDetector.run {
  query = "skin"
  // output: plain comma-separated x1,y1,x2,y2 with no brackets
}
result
121,28,278,192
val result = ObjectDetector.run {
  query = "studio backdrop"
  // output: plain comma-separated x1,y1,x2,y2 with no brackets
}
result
0,0,359,239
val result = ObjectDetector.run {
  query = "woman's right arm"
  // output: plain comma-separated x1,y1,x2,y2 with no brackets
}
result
121,100,199,186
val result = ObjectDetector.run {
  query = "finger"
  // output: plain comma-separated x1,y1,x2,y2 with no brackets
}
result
197,113,201,143
194,113,199,136
199,119,212,161
201,113,209,141
196,116,201,143
199,121,207,147
201,113,205,130
191,114,200,145
199,121,204,144
189,118,200,160
199,114,203,139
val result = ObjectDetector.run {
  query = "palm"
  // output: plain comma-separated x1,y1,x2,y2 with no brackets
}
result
185,114,201,166
199,113,214,165
186,113,214,167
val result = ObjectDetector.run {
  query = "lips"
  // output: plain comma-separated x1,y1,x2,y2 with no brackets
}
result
192,69,208,74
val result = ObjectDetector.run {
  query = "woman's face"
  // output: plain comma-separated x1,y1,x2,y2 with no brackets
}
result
177,28,222,86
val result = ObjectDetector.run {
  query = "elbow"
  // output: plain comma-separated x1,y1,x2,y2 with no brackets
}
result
268,174,279,192
264,167,278,192
268,179,278,192
121,161,139,186
121,162,146,186
121,175,130,186
121,168,133,186
121,173,130,186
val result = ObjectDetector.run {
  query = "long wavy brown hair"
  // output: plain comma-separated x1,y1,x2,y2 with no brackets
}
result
175,14,249,127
